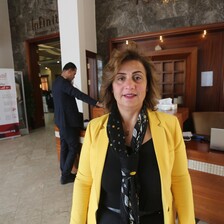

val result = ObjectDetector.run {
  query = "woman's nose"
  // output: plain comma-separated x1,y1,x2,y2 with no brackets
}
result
124,78,135,89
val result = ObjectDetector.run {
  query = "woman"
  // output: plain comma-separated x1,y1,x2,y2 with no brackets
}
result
70,43,195,224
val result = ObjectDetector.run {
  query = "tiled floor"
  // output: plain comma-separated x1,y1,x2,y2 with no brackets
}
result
0,113,73,224
0,113,208,224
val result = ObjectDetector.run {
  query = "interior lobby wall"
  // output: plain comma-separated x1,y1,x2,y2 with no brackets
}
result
0,0,14,68
7,0,59,74
8,0,224,76
95,0,224,63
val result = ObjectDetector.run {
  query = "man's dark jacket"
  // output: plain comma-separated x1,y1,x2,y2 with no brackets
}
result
52,76,97,128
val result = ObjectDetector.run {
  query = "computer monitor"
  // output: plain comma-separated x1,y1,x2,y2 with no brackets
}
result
210,128,224,151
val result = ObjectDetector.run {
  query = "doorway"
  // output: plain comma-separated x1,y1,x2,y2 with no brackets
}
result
25,33,61,128
26,34,99,128
86,50,98,119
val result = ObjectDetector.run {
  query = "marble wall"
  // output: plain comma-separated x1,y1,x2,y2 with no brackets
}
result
95,0,224,63
7,0,59,72
7,0,224,71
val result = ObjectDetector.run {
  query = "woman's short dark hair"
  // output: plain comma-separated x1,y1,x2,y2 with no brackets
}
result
63,62,77,71
100,42,160,112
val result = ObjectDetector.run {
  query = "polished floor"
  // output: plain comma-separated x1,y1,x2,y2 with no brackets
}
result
0,113,73,224
0,113,208,224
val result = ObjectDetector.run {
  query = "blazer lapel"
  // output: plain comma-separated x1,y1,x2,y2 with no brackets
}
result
148,111,168,177
148,111,163,151
94,119,109,203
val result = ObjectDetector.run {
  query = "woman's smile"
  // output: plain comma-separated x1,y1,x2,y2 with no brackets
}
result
122,93,137,98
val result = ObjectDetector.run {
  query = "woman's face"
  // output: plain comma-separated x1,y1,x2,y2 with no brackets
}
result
112,60,147,111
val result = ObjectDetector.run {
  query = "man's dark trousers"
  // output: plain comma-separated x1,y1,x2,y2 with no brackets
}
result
59,126,80,178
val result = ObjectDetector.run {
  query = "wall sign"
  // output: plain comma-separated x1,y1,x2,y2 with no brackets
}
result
15,71,29,135
201,71,213,87
0,68,20,140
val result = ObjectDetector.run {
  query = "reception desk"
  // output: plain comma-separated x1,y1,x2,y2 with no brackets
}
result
185,140,224,224
93,107,189,130
55,107,189,172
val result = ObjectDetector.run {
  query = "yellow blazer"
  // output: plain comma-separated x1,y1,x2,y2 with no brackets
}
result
70,110,195,224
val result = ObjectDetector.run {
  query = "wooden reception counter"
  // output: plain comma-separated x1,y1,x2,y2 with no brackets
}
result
55,107,188,171
92,107,189,130
185,140,224,224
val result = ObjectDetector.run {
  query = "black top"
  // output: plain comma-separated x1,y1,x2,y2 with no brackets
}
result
100,139,163,213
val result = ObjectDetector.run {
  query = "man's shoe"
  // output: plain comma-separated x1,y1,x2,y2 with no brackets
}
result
60,173,76,185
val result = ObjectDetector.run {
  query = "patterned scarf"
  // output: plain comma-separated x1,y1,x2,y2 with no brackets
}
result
107,103,148,224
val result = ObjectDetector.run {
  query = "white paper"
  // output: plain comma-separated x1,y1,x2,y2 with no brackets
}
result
201,71,213,87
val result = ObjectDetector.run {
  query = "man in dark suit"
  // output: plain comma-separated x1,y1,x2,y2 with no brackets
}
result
52,62,102,184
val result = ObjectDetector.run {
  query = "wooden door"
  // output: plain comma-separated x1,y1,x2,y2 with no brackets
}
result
25,33,60,129
25,42,45,128
86,51,98,119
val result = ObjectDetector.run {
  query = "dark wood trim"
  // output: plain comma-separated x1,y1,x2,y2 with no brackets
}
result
86,50,98,119
86,50,97,58
26,32,60,44
186,141,224,166
220,32,224,111
25,33,60,128
110,22,224,44
26,32,60,83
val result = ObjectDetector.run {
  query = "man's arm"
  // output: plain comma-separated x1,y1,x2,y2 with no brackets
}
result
63,81,102,107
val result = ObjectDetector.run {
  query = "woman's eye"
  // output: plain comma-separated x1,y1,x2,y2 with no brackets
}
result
115,75,125,82
134,75,142,81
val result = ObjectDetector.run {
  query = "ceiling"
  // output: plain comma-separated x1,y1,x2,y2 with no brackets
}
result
38,41,61,67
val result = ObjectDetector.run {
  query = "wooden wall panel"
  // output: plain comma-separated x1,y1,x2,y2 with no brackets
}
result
110,23,224,112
